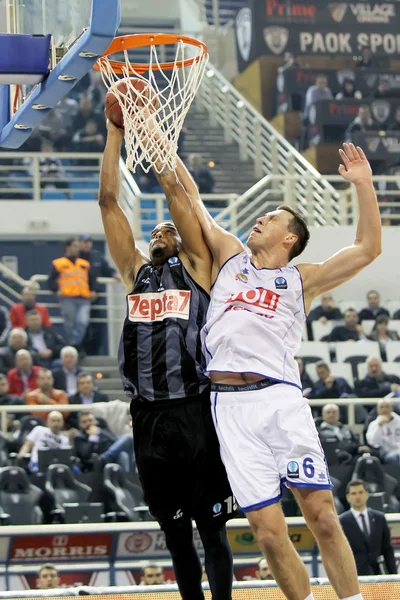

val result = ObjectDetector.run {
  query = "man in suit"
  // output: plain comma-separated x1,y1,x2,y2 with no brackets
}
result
51,346,82,396
339,479,397,575
25,310,64,368
67,372,110,429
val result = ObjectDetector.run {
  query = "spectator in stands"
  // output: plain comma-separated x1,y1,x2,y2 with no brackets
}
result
25,310,64,368
36,564,60,590
317,403,360,465
294,356,313,397
388,106,400,131
373,79,391,100
278,52,300,73
72,96,104,135
87,71,106,111
255,557,274,580
355,45,378,69
336,79,362,100
17,410,69,472
0,306,10,346
0,373,25,429
188,153,215,194
38,108,71,151
366,399,400,464
10,286,52,329
340,480,397,575
356,357,400,398
308,293,343,324
303,74,333,121
56,96,79,128
7,349,41,398
322,308,364,342
0,328,37,373
26,369,69,420
67,372,109,429
311,361,354,400
73,119,105,153
345,105,379,142
74,412,133,472
358,290,389,323
48,237,97,348
52,346,82,396
140,564,165,586
367,315,400,361
38,139,67,196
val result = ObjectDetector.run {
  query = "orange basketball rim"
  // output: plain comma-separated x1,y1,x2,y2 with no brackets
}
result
94,33,209,75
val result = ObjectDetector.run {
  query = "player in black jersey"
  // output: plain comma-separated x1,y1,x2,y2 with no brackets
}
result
99,121,235,600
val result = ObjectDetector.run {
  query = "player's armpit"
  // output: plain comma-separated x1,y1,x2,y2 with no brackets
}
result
298,242,380,308
173,158,244,269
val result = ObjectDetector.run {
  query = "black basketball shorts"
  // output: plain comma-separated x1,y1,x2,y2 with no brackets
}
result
131,391,237,531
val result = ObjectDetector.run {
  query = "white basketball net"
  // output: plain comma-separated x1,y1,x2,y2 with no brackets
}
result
98,40,209,174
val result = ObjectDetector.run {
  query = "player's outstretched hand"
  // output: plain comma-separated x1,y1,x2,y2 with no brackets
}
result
338,143,372,185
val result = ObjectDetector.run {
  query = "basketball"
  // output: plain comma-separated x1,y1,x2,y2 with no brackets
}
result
105,78,157,128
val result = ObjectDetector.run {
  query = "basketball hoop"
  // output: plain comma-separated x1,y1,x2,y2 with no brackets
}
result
94,33,209,174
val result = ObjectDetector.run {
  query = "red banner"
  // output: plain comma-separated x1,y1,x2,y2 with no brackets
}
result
10,534,113,562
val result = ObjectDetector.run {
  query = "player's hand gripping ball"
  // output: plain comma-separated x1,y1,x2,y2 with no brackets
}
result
105,77,158,129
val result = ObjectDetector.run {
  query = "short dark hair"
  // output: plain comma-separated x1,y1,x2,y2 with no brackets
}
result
79,411,94,418
316,361,329,371
346,479,368,494
141,563,163,576
344,307,357,315
38,563,58,577
359,104,371,112
64,237,78,251
77,371,93,382
375,314,388,326
367,289,379,297
277,205,310,261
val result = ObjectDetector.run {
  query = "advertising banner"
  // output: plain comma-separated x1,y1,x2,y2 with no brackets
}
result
235,1,400,71
9,534,113,562
227,525,316,553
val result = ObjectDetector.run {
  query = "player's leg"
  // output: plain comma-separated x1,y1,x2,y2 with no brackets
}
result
196,522,232,600
210,386,311,599
245,502,311,599
292,487,361,600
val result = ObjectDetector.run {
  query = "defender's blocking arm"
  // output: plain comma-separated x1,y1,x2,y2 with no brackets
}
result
298,143,381,309
99,122,149,291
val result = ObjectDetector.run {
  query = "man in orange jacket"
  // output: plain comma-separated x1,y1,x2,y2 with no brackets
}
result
48,237,97,348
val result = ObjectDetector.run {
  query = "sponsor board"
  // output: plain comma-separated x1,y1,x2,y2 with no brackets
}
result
9,534,112,562
227,525,316,552
117,530,204,558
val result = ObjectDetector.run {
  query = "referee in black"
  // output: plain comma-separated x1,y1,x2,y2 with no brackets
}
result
99,120,235,600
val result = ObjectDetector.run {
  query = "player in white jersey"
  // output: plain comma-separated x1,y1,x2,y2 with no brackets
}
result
155,143,380,600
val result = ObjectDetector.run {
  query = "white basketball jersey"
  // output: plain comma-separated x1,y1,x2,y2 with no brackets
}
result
202,251,306,389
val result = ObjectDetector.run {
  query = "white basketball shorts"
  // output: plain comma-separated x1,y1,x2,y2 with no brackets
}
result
210,382,332,512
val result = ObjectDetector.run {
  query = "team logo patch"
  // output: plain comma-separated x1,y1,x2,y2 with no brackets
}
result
128,290,191,322
212,503,222,517
235,268,249,283
371,100,391,124
287,461,299,479
168,257,179,265
328,3,348,23
275,277,287,290
263,26,289,55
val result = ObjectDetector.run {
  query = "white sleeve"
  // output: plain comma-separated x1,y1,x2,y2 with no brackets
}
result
366,420,382,447
26,426,42,444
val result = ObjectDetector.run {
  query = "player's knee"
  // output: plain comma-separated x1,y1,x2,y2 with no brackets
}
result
251,520,287,552
307,502,339,540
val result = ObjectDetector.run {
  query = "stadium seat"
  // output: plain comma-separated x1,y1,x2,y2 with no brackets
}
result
352,455,400,513
361,320,375,336
335,341,380,364
357,361,400,381
103,463,149,522
387,301,400,317
297,341,330,365
338,300,365,313
386,342,400,362
328,362,354,387
330,475,345,515
45,464,91,513
389,320,400,337
311,320,335,341
0,467,43,524
16,416,45,449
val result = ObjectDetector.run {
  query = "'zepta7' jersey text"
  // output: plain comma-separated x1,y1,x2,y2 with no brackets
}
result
202,251,306,389
119,257,210,403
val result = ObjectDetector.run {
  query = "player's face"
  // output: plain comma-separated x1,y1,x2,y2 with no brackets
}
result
344,310,358,327
37,568,60,589
347,485,368,511
247,210,296,257
149,223,182,266
321,294,334,309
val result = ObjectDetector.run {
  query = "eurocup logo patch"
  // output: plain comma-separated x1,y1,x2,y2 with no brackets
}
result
275,277,287,290
287,461,299,479
213,503,222,516
168,257,179,265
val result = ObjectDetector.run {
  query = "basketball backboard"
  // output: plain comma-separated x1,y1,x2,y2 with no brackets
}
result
0,0,121,148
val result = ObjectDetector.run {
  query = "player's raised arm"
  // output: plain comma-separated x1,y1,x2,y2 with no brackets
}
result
172,157,245,269
98,121,149,291
298,143,381,308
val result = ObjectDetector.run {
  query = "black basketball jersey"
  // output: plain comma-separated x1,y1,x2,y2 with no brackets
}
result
118,256,210,403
